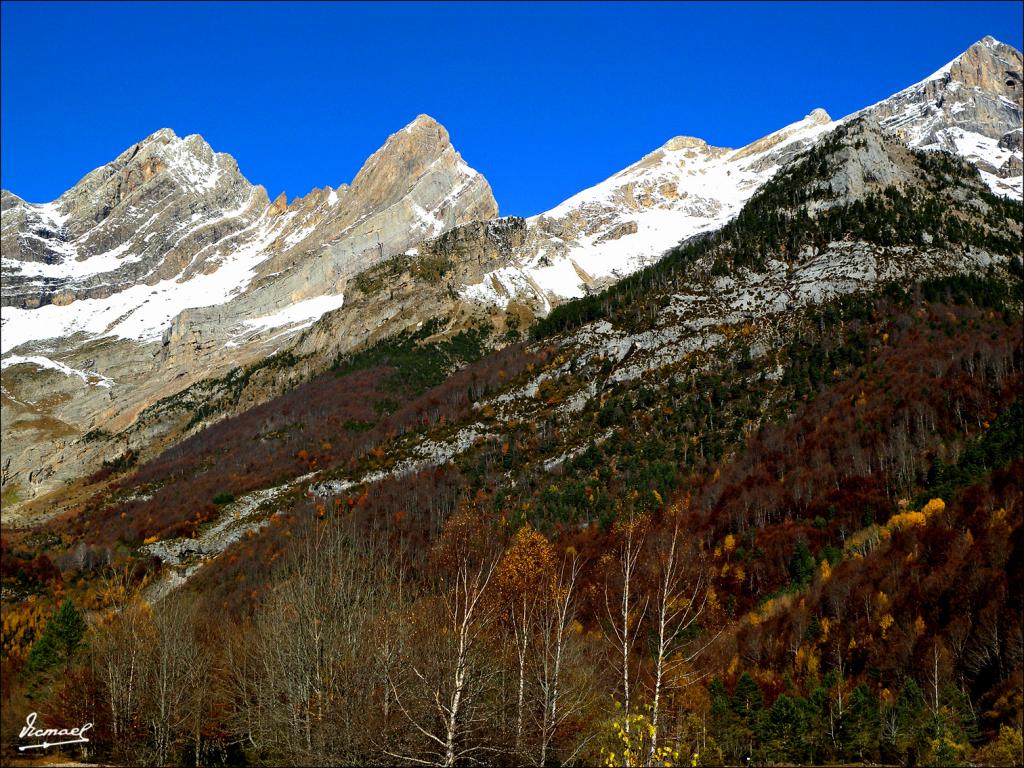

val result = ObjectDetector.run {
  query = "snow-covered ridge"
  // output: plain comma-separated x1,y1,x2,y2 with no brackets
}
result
460,109,836,307
0,39,1020,517
458,38,1020,310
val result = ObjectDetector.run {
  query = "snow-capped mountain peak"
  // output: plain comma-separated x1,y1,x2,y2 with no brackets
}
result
0,115,498,505
856,35,1022,198
459,108,836,308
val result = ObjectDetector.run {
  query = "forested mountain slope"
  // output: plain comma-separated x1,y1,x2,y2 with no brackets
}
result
2,105,1021,766
2,37,1019,521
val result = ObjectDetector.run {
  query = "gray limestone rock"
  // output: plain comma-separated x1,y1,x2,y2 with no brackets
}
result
0,115,497,511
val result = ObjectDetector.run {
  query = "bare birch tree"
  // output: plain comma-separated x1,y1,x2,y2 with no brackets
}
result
387,556,500,767
224,520,404,765
92,596,153,762
146,595,207,766
533,551,593,766
645,519,717,767
605,513,649,745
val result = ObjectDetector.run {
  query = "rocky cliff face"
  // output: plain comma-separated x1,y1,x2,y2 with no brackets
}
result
1,115,496,510
857,36,1023,197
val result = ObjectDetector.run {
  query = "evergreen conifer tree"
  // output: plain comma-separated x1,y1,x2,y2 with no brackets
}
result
26,598,86,675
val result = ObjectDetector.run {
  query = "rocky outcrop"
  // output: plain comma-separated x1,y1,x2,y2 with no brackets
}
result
817,117,916,207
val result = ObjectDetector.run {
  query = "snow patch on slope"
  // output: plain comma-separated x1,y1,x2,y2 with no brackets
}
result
1,202,286,353
2,240,143,280
1,354,113,387
243,293,346,332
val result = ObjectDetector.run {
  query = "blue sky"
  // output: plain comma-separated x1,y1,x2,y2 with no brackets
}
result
2,1,1021,216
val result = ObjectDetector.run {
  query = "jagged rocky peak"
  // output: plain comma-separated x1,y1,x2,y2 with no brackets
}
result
55,127,258,231
349,114,498,220
268,190,289,215
0,112,498,323
1,126,264,256
0,112,505,511
860,36,1022,197
0,126,270,309
918,35,1022,139
353,114,452,185
944,36,1022,94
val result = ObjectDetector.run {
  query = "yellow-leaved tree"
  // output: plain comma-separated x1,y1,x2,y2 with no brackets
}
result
493,524,555,755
